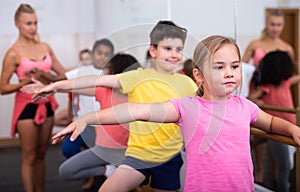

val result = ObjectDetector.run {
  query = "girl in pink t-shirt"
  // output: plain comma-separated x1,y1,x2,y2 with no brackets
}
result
248,50,300,192
52,36,300,192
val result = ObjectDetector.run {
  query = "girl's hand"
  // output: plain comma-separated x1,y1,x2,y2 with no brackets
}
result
52,119,87,144
31,82,58,102
21,78,45,94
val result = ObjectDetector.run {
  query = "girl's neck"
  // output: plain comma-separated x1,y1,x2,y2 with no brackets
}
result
201,93,231,101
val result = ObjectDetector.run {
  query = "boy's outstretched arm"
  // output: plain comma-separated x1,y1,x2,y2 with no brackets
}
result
21,74,120,101
52,101,179,144
252,109,300,146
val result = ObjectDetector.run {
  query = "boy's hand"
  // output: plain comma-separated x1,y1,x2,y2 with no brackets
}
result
52,119,87,144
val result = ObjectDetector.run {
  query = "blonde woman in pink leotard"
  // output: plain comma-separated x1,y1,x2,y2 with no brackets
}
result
0,4,66,192
242,9,294,67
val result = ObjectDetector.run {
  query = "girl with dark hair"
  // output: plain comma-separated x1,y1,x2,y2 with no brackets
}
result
249,50,300,192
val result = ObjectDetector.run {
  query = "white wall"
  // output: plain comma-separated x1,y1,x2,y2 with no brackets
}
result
0,0,299,138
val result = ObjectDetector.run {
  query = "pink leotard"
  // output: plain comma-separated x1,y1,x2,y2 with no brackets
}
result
15,44,52,79
253,41,266,67
253,40,290,67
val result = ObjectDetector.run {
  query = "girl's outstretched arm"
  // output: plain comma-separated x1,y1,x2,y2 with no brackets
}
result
52,101,179,144
252,109,300,146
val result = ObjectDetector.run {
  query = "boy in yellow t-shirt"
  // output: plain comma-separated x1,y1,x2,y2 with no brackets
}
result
26,20,197,191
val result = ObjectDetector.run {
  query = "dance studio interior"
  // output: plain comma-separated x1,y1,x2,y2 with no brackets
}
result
0,0,300,191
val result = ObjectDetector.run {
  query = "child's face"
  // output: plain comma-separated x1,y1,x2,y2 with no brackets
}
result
150,38,184,74
93,45,113,69
80,52,93,66
201,44,241,100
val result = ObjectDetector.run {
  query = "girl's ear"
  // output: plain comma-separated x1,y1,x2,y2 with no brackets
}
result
149,45,157,59
193,68,204,84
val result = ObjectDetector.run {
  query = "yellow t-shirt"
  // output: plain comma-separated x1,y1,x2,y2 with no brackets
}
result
117,68,197,162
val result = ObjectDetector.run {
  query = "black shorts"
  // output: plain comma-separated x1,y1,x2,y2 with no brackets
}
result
18,102,54,120
122,153,183,190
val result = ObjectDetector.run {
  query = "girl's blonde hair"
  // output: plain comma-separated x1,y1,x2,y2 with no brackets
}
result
193,35,241,96
14,4,35,21
260,9,285,40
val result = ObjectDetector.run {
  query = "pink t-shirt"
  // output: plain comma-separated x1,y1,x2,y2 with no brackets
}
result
95,87,129,149
170,95,259,192
259,79,296,124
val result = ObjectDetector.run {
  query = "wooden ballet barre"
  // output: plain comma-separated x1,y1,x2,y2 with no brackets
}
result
250,127,298,147
259,104,297,114
250,104,300,192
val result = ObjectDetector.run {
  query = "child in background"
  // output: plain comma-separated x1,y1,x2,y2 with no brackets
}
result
59,39,114,190
58,53,140,190
248,50,299,192
51,35,300,192
64,49,93,72
177,59,197,83
54,49,93,127
61,39,114,159
182,59,194,79
22,20,197,191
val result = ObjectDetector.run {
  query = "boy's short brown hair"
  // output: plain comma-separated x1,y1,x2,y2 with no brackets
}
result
150,20,187,47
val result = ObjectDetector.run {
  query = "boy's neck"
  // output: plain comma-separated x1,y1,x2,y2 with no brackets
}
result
154,65,174,75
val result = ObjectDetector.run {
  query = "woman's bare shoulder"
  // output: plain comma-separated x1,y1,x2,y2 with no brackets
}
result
3,46,19,62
